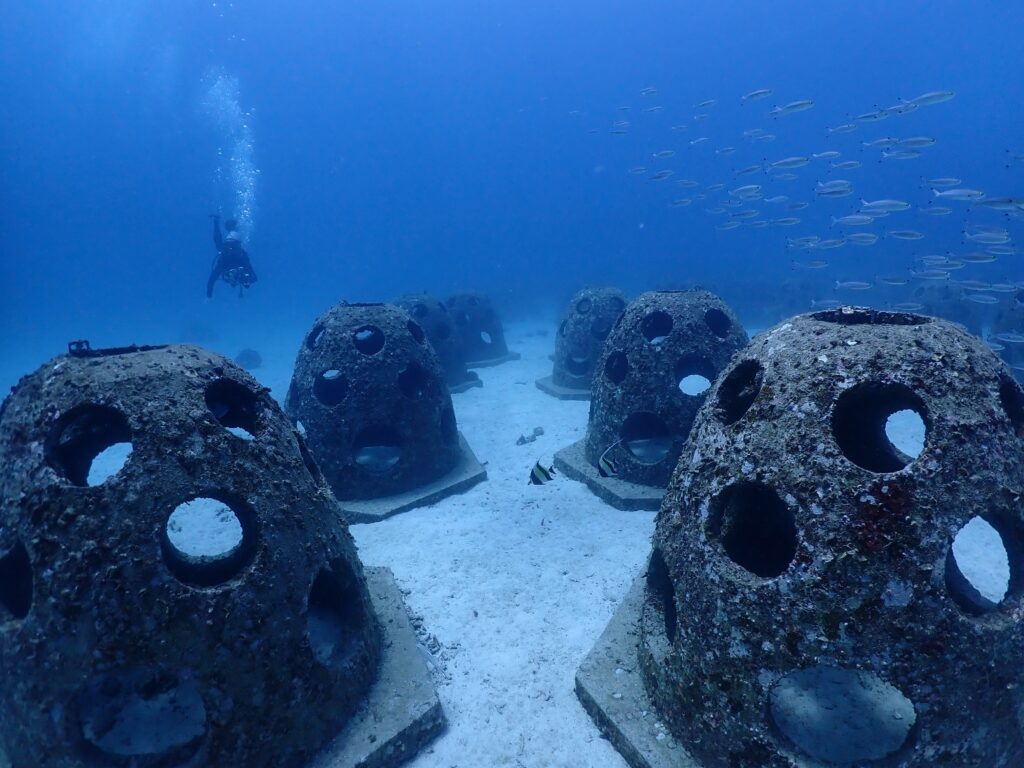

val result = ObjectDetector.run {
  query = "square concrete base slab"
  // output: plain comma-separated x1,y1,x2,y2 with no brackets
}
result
313,566,445,768
465,351,521,369
553,439,663,511
341,434,487,523
448,378,483,395
535,375,591,401
575,576,699,768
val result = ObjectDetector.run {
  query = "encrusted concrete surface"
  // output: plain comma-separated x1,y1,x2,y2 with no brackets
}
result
541,286,628,397
639,307,1024,767
583,290,748,488
575,576,697,768
554,439,663,511
314,567,445,768
286,303,466,503
392,294,481,394
0,344,382,768
445,292,517,366
340,435,487,523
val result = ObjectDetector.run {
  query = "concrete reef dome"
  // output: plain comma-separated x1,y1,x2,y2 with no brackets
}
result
392,293,480,393
445,291,518,366
584,289,748,487
0,344,380,768
641,307,1024,766
537,286,627,400
286,302,461,501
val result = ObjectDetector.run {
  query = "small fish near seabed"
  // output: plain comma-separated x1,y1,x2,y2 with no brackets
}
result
528,461,557,485
597,442,619,478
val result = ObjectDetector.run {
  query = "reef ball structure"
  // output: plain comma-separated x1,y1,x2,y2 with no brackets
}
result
445,291,519,366
392,293,481,393
287,302,480,513
0,343,381,768
584,289,747,487
537,286,628,400
640,307,1024,766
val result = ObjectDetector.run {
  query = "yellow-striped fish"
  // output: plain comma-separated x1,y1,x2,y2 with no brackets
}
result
529,461,556,485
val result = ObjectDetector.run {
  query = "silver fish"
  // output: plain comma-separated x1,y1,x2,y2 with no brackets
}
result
881,149,922,160
919,206,952,216
847,232,879,245
888,230,925,240
909,90,955,106
861,199,910,212
928,177,961,187
832,214,874,227
827,123,857,135
897,136,936,148
770,156,810,169
964,294,999,305
741,89,773,102
793,259,829,269
652,150,676,159
812,151,841,160
716,146,737,155
831,160,862,169
932,188,985,201
773,217,802,226
769,99,815,117
835,280,872,290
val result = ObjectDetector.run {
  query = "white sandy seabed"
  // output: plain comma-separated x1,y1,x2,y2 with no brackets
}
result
37,322,1012,767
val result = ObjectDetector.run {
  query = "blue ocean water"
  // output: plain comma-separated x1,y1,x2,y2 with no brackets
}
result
1,0,1022,381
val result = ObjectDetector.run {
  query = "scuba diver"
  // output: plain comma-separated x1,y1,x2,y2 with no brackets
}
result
207,215,258,298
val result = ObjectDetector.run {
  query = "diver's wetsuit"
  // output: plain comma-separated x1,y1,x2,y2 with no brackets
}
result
207,218,257,298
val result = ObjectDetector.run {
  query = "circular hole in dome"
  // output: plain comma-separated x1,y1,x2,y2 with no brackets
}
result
716,360,764,425
675,354,716,397
810,307,931,326
0,541,32,620
480,330,493,345
353,425,403,472
435,322,452,341
833,382,928,473
576,297,593,314
620,412,672,465
708,482,797,578
558,320,568,337
352,325,385,355
307,562,372,668
885,409,925,459
46,403,133,487
769,667,916,764
641,310,674,344
1000,375,1024,435
704,308,732,338
564,352,590,377
609,296,626,313
440,405,459,445
313,369,348,407
679,375,711,396
162,496,256,587
205,378,262,441
590,318,613,341
455,312,470,327
605,351,629,384
410,303,428,319
407,320,425,344
946,516,1014,614
306,323,326,350
646,548,677,644
398,362,431,399
78,670,207,761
